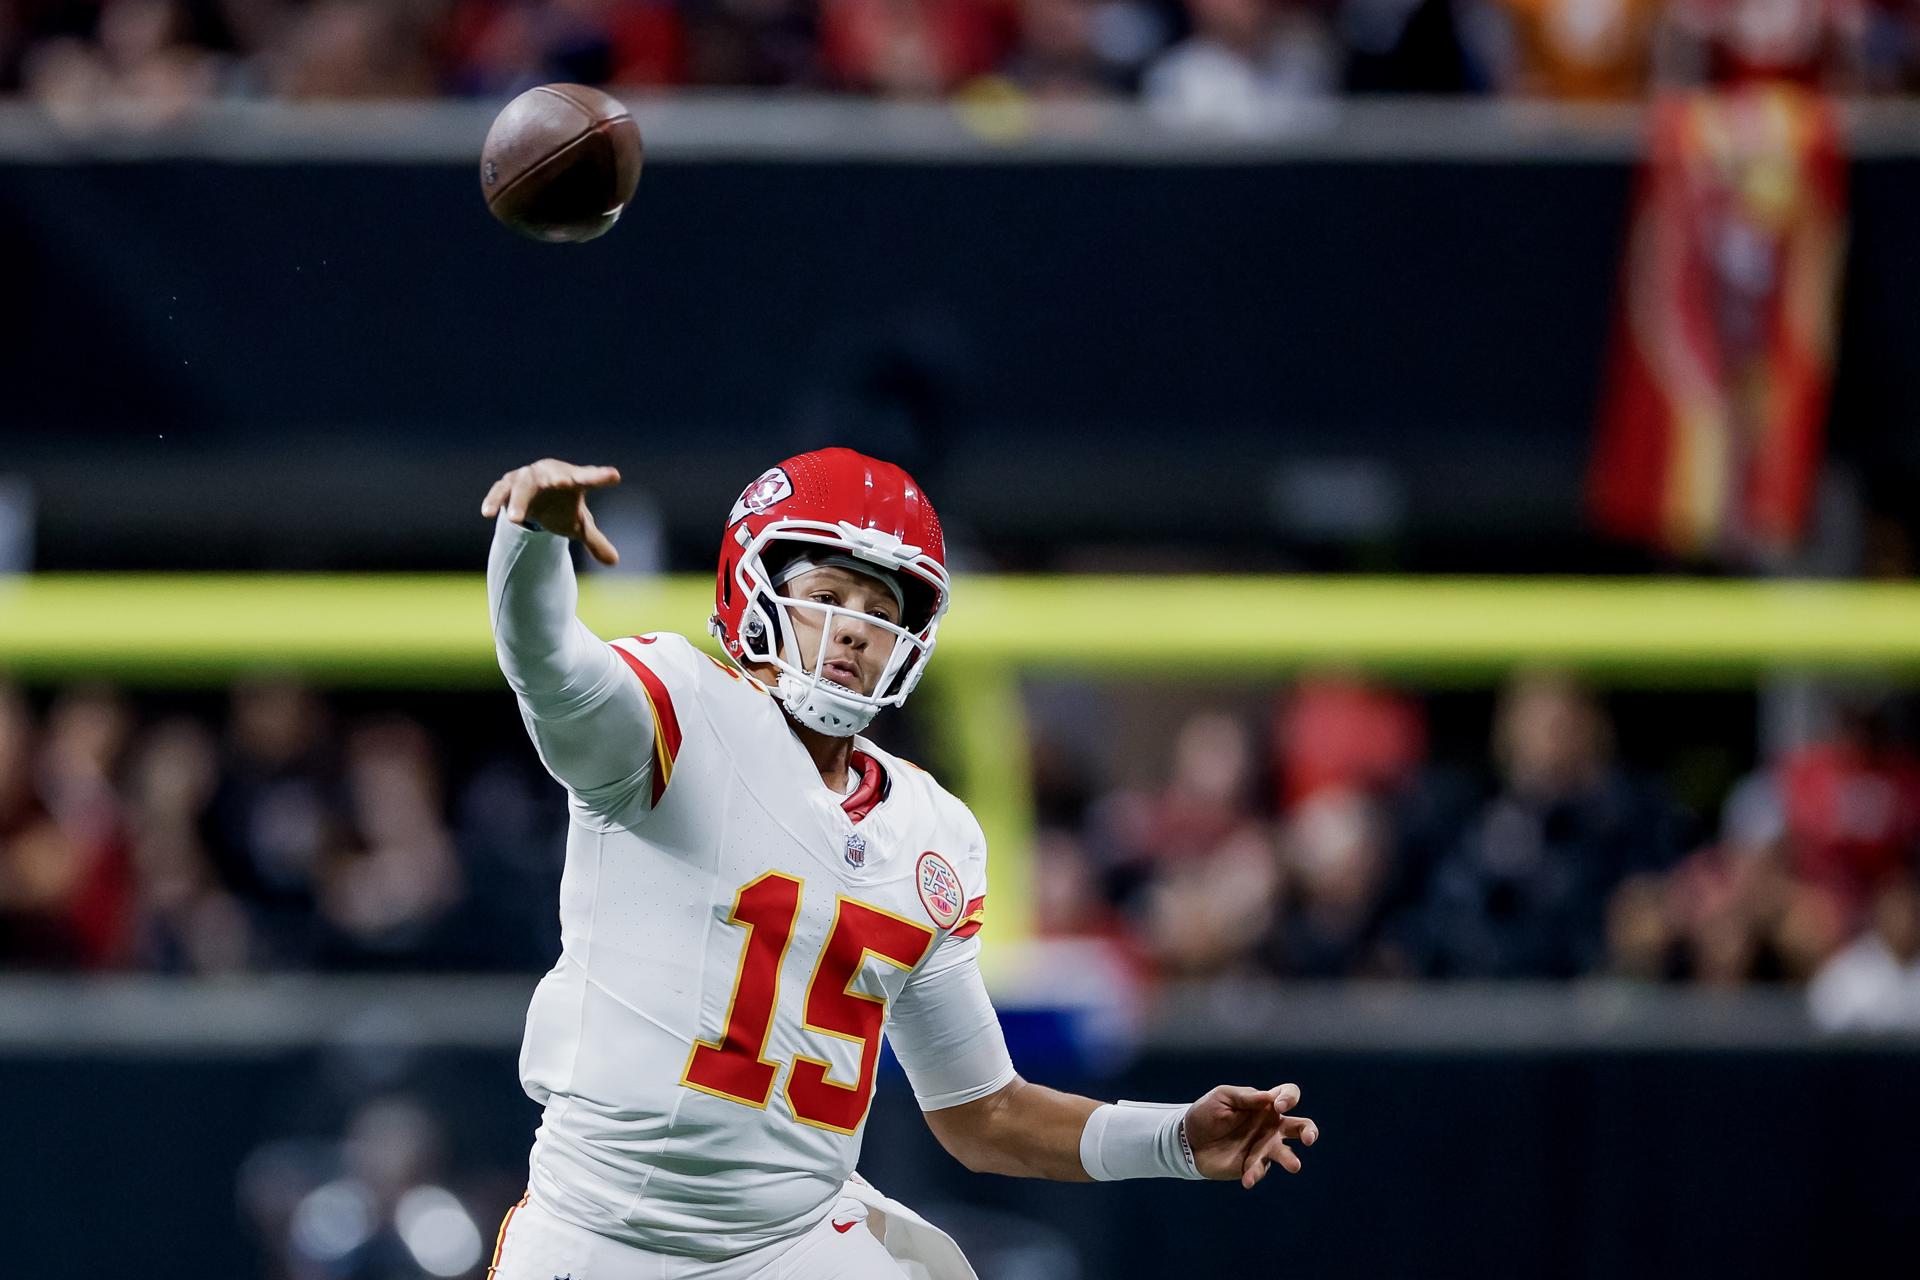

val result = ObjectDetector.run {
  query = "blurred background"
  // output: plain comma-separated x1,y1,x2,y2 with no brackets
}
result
5,1,1920,1276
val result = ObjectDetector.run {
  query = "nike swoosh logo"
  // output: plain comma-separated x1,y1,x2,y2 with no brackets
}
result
831,1219,859,1233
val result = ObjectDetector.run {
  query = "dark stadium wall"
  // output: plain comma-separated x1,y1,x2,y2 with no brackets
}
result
7,1047,1916,1278
10,156,1633,572
7,155,1920,570
6,161,1631,443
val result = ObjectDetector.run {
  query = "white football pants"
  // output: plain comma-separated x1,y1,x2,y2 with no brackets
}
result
487,1180,977,1280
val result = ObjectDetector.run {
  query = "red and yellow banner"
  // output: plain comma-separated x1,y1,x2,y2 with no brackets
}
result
1590,86,1848,564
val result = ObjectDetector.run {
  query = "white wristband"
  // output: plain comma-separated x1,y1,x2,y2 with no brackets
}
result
1079,1100,1204,1181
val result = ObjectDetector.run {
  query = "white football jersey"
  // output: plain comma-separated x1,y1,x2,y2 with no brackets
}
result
517,631,994,1261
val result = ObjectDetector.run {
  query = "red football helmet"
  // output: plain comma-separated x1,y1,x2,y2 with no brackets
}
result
710,448,951,736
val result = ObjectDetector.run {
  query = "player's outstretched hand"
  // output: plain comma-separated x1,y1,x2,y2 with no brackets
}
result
1184,1083,1319,1189
482,458,623,566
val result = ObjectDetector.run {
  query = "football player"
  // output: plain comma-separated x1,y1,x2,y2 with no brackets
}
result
480,449,1318,1279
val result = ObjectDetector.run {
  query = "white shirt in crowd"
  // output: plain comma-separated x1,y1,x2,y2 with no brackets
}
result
1808,933,1920,1033
1144,22,1339,132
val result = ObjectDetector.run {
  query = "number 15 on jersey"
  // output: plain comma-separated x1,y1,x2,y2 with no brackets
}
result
682,872,936,1134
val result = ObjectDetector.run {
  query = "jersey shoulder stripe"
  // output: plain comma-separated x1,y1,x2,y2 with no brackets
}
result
610,641,683,806
951,895,987,939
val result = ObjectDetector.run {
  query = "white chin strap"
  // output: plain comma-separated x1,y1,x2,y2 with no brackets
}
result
776,669,876,737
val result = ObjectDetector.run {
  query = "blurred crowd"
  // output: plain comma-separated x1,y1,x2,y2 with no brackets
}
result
4,671,1917,1028
0,680,566,975
1029,672,1920,1028
6,0,1920,128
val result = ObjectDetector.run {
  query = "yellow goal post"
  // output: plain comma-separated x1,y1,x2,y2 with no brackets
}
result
6,572,1920,955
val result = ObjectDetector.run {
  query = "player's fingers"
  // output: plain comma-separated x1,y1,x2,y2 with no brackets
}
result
580,504,621,567
1241,1147,1282,1189
481,476,512,517
1258,1129,1305,1175
1215,1085,1275,1111
1272,1083,1302,1115
505,473,539,524
1281,1114,1319,1146
573,464,622,489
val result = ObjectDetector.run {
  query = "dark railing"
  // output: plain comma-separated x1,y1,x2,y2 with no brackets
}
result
5,976,1916,1277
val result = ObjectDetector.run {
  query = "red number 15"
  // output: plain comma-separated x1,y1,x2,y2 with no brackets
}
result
681,872,936,1134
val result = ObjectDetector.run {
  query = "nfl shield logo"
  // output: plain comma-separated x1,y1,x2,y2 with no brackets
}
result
844,833,867,868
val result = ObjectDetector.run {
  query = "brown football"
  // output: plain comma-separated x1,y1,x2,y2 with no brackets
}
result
480,84,643,244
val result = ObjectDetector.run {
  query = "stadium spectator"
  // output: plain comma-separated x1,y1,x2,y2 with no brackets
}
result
1859,0,1920,92
999,0,1126,95
1272,672,1425,810
1259,785,1399,976
1143,0,1339,130
1410,670,1684,978
1777,699,1920,919
680,0,820,87
314,716,463,967
1491,0,1661,98
1604,770,1844,984
1137,828,1279,974
1028,723,1123,940
1127,709,1270,864
207,679,344,965
818,0,1010,95
125,717,252,972
1033,827,1125,937
1603,685,1920,992
444,0,688,96
20,0,224,124
1660,0,1868,89
1339,0,1499,92
1808,874,1920,1030
4,670,1912,993
0,687,139,967
0,683,78,964
268,1,437,99
446,752,568,969
8,0,1920,101
1124,712,1283,975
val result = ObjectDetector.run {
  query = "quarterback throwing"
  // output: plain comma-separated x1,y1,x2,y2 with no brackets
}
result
481,449,1318,1279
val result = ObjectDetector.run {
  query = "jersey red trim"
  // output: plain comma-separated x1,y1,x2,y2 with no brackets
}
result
842,750,888,823
952,894,986,938
612,643,683,806
486,1191,529,1280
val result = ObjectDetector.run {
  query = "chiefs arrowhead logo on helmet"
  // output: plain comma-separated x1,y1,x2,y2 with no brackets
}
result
727,467,795,526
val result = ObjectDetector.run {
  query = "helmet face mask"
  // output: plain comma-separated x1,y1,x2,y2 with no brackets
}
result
710,452,951,738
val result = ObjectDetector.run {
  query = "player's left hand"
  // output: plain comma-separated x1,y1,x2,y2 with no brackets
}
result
1184,1083,1318,1189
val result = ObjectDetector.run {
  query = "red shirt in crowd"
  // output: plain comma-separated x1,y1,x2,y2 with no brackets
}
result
1780,740,1920,908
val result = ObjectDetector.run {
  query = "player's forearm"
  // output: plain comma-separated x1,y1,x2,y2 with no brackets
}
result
488,512,655,795
926,1077,1101,1181
487,512,599,695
